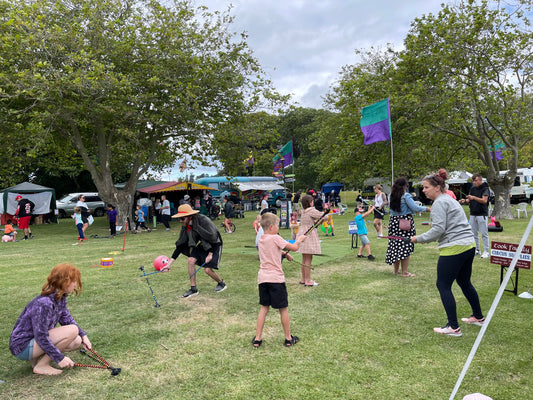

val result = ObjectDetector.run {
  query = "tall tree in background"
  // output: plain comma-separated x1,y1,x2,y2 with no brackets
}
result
214,112,280,177
397,0,533,218
0,0,282,221
322,47,469,190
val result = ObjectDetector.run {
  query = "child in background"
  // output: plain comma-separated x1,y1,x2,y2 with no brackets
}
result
253,212,307,348
135,204,151,233
323,211,335,237
72,207,85,241
289,212,300,240
2,219,17,242
253,214,261,234
106,204,118,237
355,205,375,260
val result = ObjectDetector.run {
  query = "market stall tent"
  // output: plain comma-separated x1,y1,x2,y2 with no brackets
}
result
0,182,57,224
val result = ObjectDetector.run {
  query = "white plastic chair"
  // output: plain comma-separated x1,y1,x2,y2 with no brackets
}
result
515,202,528,218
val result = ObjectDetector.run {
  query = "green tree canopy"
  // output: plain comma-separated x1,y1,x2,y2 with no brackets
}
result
0,0,283,220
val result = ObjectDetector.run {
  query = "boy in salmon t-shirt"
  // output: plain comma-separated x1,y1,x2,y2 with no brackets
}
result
252,212,307,348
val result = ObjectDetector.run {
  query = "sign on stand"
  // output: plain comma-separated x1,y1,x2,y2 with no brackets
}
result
490,241,531,295
349,221,358,249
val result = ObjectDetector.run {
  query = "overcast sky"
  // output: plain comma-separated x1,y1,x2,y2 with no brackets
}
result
169,0,449,178
196,0,448,108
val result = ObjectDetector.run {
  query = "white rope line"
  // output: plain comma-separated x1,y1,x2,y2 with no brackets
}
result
449,214,533,400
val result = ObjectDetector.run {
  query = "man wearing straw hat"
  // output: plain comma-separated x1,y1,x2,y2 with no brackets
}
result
162,204,226,298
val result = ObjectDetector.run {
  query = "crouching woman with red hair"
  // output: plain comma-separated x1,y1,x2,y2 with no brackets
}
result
10,263,92,375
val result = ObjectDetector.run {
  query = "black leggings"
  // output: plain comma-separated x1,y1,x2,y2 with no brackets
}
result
436,247,483,329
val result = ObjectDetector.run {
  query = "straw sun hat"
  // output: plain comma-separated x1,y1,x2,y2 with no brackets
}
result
172,204,199,218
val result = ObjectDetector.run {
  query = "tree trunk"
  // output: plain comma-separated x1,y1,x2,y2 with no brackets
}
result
98,188,135,230
487,173,514,219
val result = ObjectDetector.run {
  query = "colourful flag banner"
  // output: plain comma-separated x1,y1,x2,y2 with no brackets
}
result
489,139,505,161
244,152,254,166
360,98,391,145
272,140,293,168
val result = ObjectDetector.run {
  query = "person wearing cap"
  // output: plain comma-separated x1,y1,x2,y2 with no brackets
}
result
179,194,191,206
161,204,226,298
15,195,35,240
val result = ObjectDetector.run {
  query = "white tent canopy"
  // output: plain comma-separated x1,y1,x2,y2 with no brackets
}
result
0,182,55,215
447,171,473,184
235,182,284,192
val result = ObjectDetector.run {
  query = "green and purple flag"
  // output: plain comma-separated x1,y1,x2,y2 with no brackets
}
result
360,98,391,145
273,140,293,170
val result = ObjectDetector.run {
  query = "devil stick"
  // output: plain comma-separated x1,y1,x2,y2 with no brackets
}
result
357,195,384,216
75,348,121,376
378,235,411,244
283,209,331,263
139,265,161,307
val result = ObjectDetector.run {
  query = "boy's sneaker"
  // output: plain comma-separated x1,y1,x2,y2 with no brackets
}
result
29,234,34,239
461,315,485,326
182,287,198,298
480,252,489,259
367,255,376,260
357,254,366,258
214,281,227,292
433,324,462,337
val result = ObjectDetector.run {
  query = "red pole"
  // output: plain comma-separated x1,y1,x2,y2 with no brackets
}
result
122,220,128,252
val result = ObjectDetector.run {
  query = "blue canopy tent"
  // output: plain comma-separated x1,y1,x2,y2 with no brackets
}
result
321,182,344,195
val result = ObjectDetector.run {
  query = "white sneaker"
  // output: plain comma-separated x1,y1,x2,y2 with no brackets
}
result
480,252,489,259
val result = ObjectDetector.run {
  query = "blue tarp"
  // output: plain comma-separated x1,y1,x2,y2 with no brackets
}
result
321,182,343,194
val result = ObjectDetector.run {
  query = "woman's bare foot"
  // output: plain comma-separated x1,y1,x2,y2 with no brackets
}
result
33,364,63,375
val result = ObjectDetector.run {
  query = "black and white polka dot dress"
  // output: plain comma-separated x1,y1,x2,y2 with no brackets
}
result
385,214,416,264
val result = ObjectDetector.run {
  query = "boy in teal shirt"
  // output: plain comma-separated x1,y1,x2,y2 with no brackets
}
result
355,205,375,260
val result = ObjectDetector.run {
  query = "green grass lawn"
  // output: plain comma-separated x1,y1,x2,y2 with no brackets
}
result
1,208,532,399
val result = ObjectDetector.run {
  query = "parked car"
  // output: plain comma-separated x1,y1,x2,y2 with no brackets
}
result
56,192,106,218
268,189,287,207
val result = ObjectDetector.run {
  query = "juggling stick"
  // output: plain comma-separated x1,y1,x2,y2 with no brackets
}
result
284,209,330,255
357,196,384,216
287,259,314,270
190,262,207,279
140,270,161,277
74,348,121,376
378,235,411,244
139,265,161,307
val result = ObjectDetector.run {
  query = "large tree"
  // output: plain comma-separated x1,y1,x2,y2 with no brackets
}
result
322,48,469,189
0,0,281,221
397,0,533,218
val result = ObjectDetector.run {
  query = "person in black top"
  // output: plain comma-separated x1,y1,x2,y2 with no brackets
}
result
460,173,490,258
162,204,226,298
15,195,35,240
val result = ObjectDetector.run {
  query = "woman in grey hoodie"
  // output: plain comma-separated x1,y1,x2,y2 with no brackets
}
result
412,170,485,337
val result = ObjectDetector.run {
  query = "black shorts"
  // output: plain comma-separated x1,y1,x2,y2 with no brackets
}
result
258,282,288,309
190,245,222,270
374,210,384,220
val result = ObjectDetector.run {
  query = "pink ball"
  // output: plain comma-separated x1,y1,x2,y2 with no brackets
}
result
154,255,170,271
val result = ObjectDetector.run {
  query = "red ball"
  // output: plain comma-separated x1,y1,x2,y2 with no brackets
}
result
154,255,170,271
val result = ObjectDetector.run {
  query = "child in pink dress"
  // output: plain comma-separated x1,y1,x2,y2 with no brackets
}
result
296,195,327,286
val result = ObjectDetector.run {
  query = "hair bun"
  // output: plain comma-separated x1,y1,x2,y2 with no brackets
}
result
438,168,448,180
